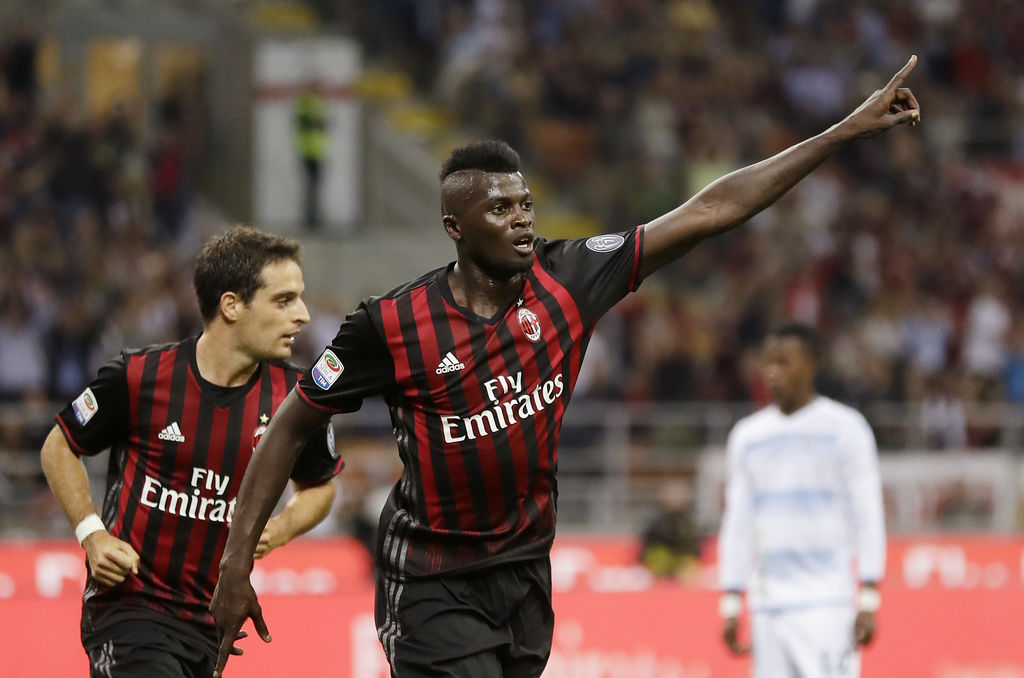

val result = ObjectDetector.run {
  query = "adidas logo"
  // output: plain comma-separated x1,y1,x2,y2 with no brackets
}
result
435,351,466,375
157,421,186,443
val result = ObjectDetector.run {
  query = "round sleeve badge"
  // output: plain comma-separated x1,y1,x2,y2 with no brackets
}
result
585,234,625,252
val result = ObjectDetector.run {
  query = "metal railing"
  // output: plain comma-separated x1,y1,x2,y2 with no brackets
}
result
3,399,1022,538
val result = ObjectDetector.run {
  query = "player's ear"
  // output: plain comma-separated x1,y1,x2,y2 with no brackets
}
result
443,215,462,242
220,291,242,322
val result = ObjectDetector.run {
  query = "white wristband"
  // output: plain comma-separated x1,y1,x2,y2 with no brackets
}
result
857,587,881,613
719,592,743,618
75,514,106,545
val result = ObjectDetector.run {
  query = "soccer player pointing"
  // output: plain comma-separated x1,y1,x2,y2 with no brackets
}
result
211,58,918,677
41,226,342,678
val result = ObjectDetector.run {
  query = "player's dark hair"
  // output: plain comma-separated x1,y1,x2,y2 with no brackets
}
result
193,225,301,324
767,323,822,363
439,140,520,181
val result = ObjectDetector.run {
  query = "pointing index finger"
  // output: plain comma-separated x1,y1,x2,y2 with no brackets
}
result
886,55,917,91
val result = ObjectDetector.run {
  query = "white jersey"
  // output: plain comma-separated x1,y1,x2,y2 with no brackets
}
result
718,396,885,611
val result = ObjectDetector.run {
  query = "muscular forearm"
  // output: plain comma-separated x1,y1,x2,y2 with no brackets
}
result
692,125,849,235
40,426,100,528
640,57,919,278
641,126,848,275
219,391,327,573
221,433,306,571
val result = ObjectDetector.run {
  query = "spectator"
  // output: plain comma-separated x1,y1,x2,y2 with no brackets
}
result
919,371,968,450
295,80,329,229
1002,319,1024,403
149,124,190,241
962,276,1011,382
639,478,703,581
0,291,47,401
1,20,38,104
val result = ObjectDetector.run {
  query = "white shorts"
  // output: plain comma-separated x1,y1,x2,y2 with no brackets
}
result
751,605,858,678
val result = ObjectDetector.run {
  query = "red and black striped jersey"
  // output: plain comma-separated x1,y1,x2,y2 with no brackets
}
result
55,336,343,635
299,228,643,577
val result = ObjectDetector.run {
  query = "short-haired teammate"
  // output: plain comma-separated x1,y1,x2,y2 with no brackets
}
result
211,59,919,677
717,324,886,678
40,226,343,678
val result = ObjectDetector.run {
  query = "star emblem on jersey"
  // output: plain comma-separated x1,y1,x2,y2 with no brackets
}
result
435,351,466,374
517,307,542,342
157,421,186,443
260,413,269,424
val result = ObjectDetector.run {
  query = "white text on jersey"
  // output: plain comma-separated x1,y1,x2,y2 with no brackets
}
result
139,466,235,523
441,373,564,443
484,373,523,404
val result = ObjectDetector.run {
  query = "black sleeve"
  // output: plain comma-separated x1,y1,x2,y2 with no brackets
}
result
54,353,131,456
297,300,395,413
535,226,644,324
289,421,344,484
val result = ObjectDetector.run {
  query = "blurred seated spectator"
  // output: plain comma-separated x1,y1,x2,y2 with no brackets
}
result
919,371,967,450
0,291,47,402
1003,319,1024,403
639,478,702,581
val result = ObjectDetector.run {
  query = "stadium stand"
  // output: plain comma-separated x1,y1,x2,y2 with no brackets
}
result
3,4,1024,677
1,0,1023,538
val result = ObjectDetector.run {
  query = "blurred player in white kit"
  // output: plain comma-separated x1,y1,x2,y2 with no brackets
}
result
718,324,886,678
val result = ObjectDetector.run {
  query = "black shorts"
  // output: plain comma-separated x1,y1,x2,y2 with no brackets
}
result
375,558,554,678
82,617,216,678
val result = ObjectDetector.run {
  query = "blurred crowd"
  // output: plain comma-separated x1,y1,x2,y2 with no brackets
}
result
3,2,1023,433
345,0,1024,449
2,2,1024,533
0,20,209,515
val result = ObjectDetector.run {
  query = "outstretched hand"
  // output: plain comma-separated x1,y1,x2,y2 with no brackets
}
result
839,55,921,139
210,568,272,677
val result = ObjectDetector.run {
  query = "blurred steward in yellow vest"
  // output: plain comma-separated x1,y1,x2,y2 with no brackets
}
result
295,81,328,229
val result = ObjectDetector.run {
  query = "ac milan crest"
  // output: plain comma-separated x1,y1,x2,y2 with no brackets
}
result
517,307,542,342
252,424,267,451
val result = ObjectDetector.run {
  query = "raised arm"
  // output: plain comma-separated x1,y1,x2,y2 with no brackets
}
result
211,389,331,677
638,56,921,280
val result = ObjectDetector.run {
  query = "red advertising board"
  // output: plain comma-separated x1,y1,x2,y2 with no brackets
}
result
1,535,1021,677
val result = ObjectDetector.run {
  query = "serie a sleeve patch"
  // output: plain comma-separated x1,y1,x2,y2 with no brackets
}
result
311,349,345,390
71,387,99,426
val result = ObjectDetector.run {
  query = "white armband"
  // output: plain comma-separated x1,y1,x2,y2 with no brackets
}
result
719,592,743,618
857,587,881,613
75,514,106,545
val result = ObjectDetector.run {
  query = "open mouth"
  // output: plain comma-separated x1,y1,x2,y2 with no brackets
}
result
513,235,534,254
